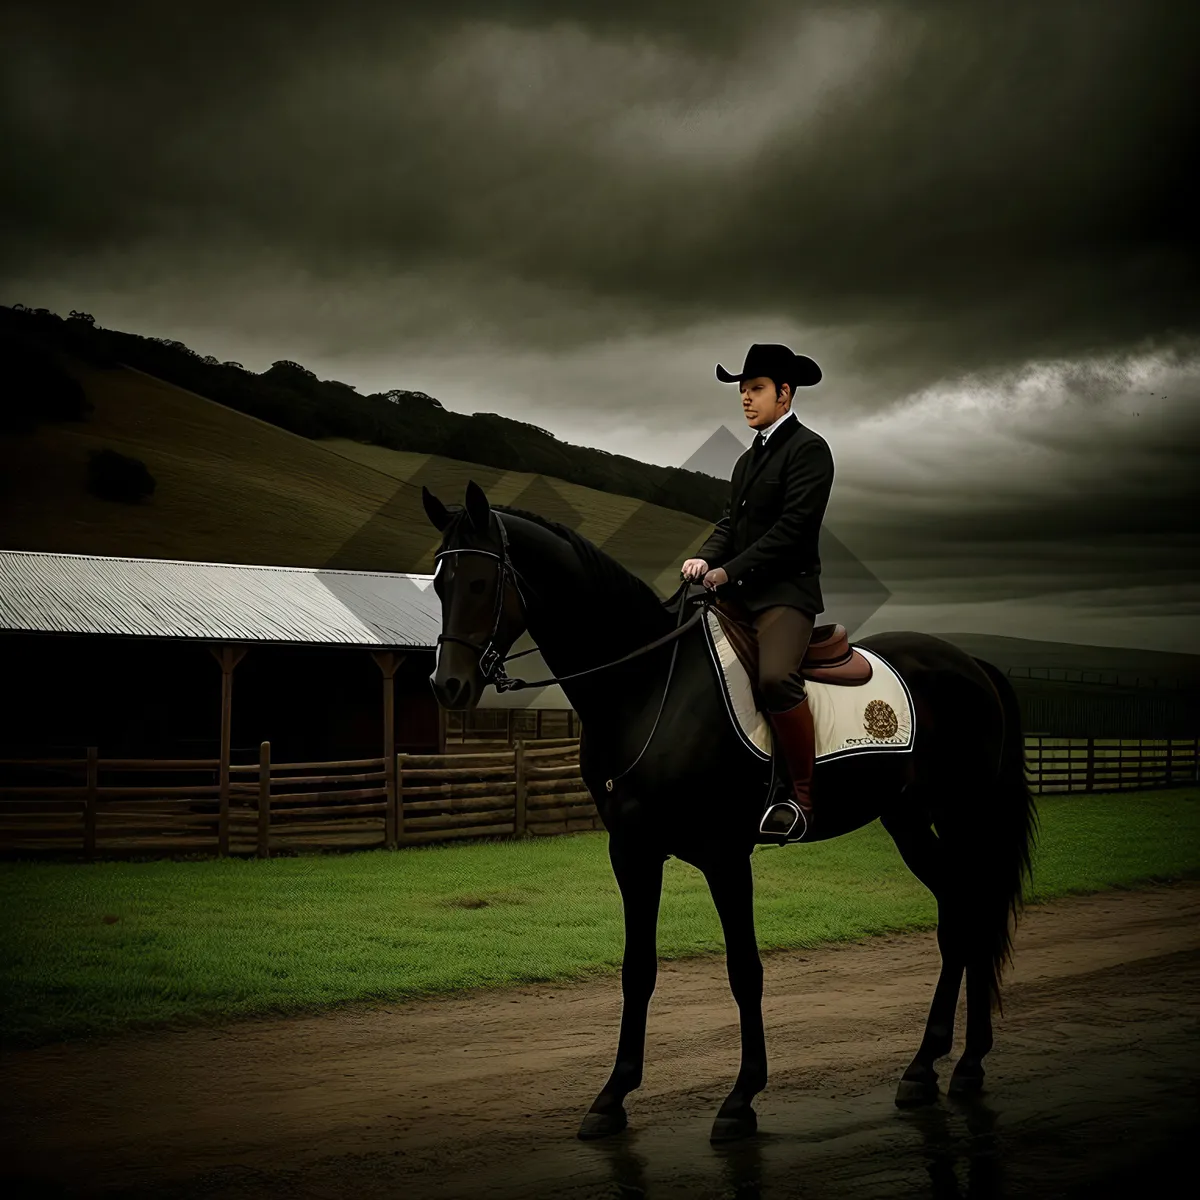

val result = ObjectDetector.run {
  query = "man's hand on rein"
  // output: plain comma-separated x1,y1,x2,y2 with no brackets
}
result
702,567,728,590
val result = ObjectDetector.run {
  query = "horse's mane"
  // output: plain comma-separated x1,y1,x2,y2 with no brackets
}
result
492,504,669,616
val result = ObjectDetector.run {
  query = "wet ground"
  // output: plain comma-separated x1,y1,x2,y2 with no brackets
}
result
3,883,1198,1198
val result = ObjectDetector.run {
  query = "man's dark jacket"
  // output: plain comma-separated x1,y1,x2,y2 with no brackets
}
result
695,414,835,616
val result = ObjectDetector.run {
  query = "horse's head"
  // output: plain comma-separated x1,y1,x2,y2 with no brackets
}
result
423,479,528,710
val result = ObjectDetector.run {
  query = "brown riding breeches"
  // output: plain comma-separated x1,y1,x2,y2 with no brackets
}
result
752,605,816,713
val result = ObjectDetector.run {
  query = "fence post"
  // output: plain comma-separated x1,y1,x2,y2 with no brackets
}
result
1085,737,1094,793
257,741,271,859
384,749,397,849
514,739,527,838
394,753,407,846
84,745,98,859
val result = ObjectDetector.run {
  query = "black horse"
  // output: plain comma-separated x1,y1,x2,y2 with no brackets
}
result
423,481,1037,1143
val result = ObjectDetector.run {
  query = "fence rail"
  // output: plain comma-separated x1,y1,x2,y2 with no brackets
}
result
0,735,1195,858
0,737,588,858
1023,735,1198,793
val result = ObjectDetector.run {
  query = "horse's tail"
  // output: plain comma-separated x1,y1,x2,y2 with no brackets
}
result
970,656,1039,1013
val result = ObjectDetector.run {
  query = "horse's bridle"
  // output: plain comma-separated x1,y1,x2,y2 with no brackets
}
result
433,510,718,793
434,512,712,695
433,513,529,688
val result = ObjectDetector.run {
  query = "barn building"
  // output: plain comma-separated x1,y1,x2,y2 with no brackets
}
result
0,549,578,774
0,550,446,768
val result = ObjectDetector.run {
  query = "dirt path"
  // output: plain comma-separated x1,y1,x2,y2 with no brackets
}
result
4,883,1199,1199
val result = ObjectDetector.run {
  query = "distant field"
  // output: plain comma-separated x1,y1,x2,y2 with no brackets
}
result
0,358,711,592
1,787,1196,1049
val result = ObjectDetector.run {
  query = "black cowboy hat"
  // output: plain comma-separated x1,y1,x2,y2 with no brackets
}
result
715,343,822,388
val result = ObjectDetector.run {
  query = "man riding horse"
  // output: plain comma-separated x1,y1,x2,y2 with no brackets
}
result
681,342,834,843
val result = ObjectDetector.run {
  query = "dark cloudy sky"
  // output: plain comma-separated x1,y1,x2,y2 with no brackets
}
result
4,1,1197,650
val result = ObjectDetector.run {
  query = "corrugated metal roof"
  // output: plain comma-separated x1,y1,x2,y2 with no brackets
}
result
0,550,441,648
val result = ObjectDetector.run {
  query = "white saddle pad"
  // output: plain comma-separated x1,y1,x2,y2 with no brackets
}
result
703,610,916,763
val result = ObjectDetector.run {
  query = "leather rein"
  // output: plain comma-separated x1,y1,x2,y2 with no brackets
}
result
434,515,716,793
433,514,714,695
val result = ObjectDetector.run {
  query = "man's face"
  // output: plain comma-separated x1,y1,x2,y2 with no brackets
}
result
740,376,790,430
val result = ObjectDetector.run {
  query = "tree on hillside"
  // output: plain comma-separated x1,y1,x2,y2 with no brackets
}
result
269,360,317,379
382,387,444,410
0,340,93,433
86,448,156,504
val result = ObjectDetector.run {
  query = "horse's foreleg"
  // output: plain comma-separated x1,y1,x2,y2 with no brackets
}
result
703,854,766,1142
578,842,664,1140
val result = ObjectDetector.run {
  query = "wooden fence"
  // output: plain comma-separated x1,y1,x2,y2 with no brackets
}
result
0,735,1195,858
443,707,579,746
1024,735,1198,794
0,738,591,858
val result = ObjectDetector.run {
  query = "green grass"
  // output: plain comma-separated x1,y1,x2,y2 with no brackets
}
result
2,787,1197,1049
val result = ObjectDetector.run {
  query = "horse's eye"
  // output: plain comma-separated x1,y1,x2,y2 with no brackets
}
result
469,578,486,594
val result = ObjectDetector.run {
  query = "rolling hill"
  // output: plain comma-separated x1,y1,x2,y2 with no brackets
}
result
0,353,714,598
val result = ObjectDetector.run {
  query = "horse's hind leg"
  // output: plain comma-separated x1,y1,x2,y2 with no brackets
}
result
882,806,965,1107
949,959,993,1096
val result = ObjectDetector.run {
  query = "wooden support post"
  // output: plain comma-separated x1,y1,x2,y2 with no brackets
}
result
372,650,405,849
567,711,574,738
384,735,397,848
513,739,527,838
506,709,514,747
85,745,98,858
437,703,447,756
535,710,543,741
1085,737,1094,793
257,740,271,859
209,644,249,857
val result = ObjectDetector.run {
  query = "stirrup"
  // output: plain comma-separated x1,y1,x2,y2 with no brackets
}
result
759,799,808,843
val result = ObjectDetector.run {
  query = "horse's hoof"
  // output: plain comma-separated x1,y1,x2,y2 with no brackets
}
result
948,1069,984,1097
895,1076,939,1107
578,1107,628,1140
710,1109,758,1142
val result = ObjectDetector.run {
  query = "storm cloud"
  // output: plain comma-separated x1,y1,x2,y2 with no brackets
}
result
3,1,1197,648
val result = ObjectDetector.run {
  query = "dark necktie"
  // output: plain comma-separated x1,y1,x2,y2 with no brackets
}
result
753,434,768,459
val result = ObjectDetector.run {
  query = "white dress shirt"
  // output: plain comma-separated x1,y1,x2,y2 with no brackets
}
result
753,406,796,448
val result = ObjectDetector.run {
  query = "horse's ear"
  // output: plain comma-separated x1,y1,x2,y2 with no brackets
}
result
421,486,452,532
464,479,491,532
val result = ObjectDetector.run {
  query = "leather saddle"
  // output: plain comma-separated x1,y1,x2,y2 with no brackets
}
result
709,599,873,688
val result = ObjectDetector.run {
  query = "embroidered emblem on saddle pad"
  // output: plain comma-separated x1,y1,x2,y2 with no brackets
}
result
702,610,915,762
